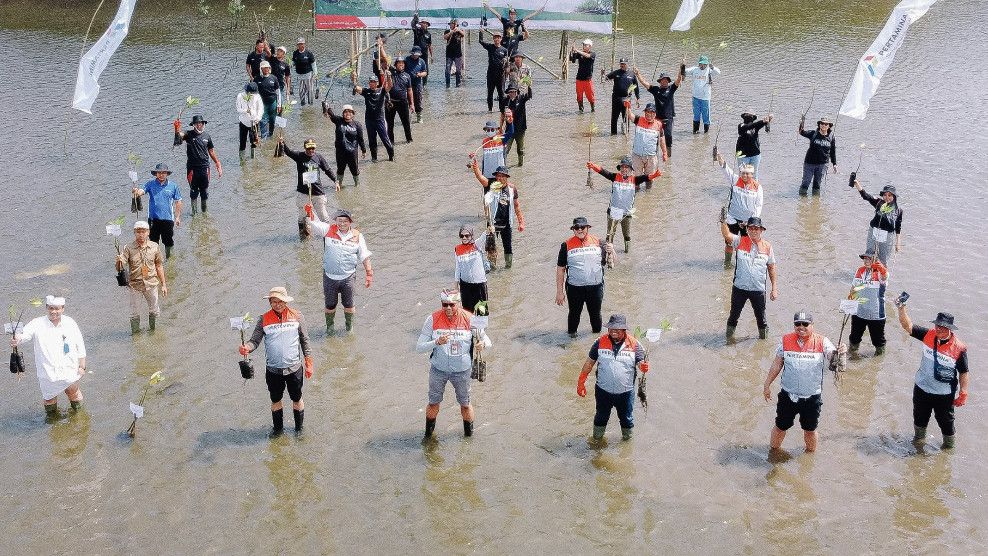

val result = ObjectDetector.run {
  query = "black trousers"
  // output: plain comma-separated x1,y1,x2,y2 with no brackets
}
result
411,84,424,114
458,280,488,314
566,282,604,334
610,97,626,134
494,225,513,255
913,384,955,436
365,117,394,161
335,147,359,180
486,72,505,113
148,218,175,247
661,117,674,156
187,166,210,200
238,122,258,151
727,286,767,329
386,100,413,143
849,315,887,347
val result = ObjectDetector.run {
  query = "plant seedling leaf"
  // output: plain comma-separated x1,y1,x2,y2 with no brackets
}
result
148,371,163,385
29,297,43,307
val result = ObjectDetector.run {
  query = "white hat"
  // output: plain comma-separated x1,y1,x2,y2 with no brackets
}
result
583,39,593,46
739,163,756,174
342,104,355,113
263,287,294,302
276,46,287,53
259,60,271,69
440,289,461,304
45,295,66,307
134,221,150,230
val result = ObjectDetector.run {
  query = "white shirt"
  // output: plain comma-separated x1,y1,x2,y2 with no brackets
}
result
236,92,264,127
685,65,721,100
16,315,86,399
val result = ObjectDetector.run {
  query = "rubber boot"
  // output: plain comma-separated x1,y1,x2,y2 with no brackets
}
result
504,254,513,269
875,345,886,356
200,198,207,213
849,343,860,353
165,245,172,259
70,400,83,411
293,409,304,433
518,153,524,167
692,121,700,134
592,425,606,440
758,326,769,340
191,200,198,215
298,220,309,239
344,312,354,333
353,175,360,187
148,314,156,332
624,239,630,254
942,435,955,450
44,403,59,423
621,427,633,441
324,312,335,333
424,417,437,440
703,123,710,134
724,250,733,267
130,316,141,335
416,113,422,123
271,409,284,436
578,100,584,113
590,102,595,113
463,420,474,437
913,426,927,443
726,325,736,340
799,186,809,196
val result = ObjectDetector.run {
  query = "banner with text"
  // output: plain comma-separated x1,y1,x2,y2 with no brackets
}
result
315,0,613,34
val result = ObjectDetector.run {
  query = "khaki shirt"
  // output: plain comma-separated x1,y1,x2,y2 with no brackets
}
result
122,241,162,291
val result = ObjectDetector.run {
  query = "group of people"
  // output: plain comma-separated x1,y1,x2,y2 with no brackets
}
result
10,14,969,453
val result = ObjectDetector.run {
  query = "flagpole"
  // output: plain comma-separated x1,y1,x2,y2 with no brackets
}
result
610,0,618,69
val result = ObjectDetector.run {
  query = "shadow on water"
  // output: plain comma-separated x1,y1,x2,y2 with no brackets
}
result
673,330,731,349
0,410,51,436
854,432,928,459
365,430,450,456
716,443,775,470
512,328,576,348
188,426,272,463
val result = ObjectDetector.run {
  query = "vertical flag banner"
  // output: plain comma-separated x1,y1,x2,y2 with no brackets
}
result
670,0,704,31
314,0,613,34
839,0,938,120
72,0,139,114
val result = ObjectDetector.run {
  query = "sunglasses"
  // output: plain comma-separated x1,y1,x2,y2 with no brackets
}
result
441,302,456,307
459,234,472,238
573,226,588,230
794,322,811,328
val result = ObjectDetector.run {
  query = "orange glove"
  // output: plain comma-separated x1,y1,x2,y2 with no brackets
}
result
640,361,649,373
586,162,601,173
304,356,314,379
304,204,314,220
239,344,250,356
577,370,590,397
173,119,181,132
954,391,968,407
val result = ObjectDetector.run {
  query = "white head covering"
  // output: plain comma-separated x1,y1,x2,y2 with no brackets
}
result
45,295,65,307
440,289,461,304
583,39,593,46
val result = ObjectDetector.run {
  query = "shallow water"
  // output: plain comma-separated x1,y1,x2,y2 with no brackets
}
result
1,0,986,553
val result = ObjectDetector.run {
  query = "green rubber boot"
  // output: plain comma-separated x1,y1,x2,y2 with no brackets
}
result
621,427,633,441
324,312,335,333
191,201,198,215
504,254,513,269
148,314,156,332
849,343,860,353
130,316,141,335
942,435,955,450
165,245,173,259
875,345,886,356
344,312,354,333
592,425,606,440
758,326,769,340
726,325,736,340
724,250,733,267
70,400,83,411
44,403,59,420
624,239,631,254
913,426,927,443
200,198,207,213
353,175,360,187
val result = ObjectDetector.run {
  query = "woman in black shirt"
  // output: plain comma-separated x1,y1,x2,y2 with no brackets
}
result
853,178,903,266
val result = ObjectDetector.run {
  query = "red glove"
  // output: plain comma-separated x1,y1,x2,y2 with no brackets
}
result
304,204,314,220
576,370,589,397
239,344,250,356
173,119,181,132
954,391,968,407
304,356,314,379
640,361,649,373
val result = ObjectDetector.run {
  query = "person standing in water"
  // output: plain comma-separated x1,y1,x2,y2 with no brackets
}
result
132,163,183,259
352,74,394,163
304,208,373,334
479,30,509,113
635,64,683,157
715,153,763,266
603,58,639,135
116,221,167,334
470,160,526,269
453,224,489,314
569,39,596,113
719,214,777,341
443,19,466,89
797,116,837,194
736,111,772,178
323,103,367,186
586,156,661,254
556,217,613,338
848,250,889,356
853,179,902,266
684,55,721,134
280,137,337,237
172,114,222,214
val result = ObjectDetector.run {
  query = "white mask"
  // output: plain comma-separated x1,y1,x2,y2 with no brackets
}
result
485,130,495,137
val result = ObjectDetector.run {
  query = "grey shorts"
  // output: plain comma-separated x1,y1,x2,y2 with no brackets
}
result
323,273,356,309
428,366,471,406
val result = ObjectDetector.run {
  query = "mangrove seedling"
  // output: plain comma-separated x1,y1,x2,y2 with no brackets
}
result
173,96,201,146
127,371,164,437
107,216,128,286
7,305,26,376
232,313,255,382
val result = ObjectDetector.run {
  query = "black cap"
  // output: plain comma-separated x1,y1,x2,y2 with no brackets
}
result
606,314,628,330
189,115,207,125
333,209,353,221
617,156,633,169
859,249,878,260
571,216,591,229
619,58,628,64
932,312,958,330
506,85,519,93
644,102,656,112
793,311,814,324
658,72,671,82
493,166,510,177
746,216,766,230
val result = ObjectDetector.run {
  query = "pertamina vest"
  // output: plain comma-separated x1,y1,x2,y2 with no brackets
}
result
780,332,826,399
631,117,662,157
733,236,772,292
565,235,604,286
852,266,887,321
481,136,505,179
454,242,487,284
261,308,302,371
727,177,761,224
915,329,966,396
595,334,640,394
429,308,474,373
609,173,637,213
323,224,362,280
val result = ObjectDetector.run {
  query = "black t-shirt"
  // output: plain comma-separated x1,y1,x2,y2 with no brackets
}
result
445,30,464,58
283,146,335,195
860,190,903,233
736,120,766,157
257,74,280,101
606,68,639,99
359,88,388,118
182,129,213,168
647,83,677,119
328,111,366,154
411,15,432,52
271,59,291,89
483,184,518,228
801,130,837,165
569,51,596,81
499,16,524,41
505,88,532,132
389,69,412,102
911,326,969,374
292,49,315,74
480,39,509,74
246,50,271,81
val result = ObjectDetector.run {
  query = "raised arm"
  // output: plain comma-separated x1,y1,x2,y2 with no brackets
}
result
634,67,652,89
471,159,491,186
897,304,913,333
522,5,545,23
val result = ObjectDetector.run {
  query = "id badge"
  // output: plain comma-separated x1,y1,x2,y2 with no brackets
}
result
62,335,69,354
449,339,462,356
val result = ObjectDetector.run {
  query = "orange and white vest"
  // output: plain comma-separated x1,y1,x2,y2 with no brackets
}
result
733,236,773,292
852,264,888,321
609,173,637,213
565,235,603,287
631,116,662,157
727,176,762,224
454,242,487,284
481,135,505,179
428,308,475,373
595,334,640,394
260,308,302,370
780,332,826,398
323,224,362,279
915,330,966,395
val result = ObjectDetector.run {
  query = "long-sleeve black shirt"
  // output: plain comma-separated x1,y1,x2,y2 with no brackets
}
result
569,51,596,81
800,129,837,165
283,145,336,195
860,189,903,233
736,120,767,157
358,87,388,120
479,35,509,76
327,110,367,155
505,88,533,132
606,68,639,100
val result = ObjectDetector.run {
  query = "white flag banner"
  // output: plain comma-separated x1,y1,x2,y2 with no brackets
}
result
670,0,705,31
72,0,139,114
839,0,938,120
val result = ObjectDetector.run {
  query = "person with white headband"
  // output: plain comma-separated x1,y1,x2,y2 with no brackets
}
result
11,295,87,421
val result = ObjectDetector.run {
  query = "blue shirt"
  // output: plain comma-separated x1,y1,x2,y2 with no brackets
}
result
404,56,427,86
141,178,181,221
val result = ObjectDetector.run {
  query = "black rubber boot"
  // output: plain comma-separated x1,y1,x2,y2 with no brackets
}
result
424,417,437,441
463,420,474,437
165,245,172,259
271,409,284,436
504,254,513,269
200,198,207,213
726,325,736,340
578,101,584,112
621,427,633,440
693,121,700,134
191,200,198,215
942,435,955,449
590,102,595,112
293,409,304,433
875,345,886,356
70,400,83,411
703,123,710,133
148,314,156,332
913,426,926,443
758,326,769,340
624,239,630,254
